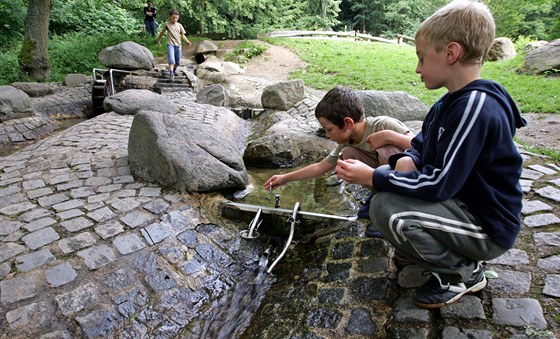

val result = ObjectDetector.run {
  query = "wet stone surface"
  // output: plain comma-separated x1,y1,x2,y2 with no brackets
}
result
0,91,558,338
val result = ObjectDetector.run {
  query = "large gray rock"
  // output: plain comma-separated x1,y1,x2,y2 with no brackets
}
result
524,41,548,54
197,71,270,108
261,80,305,110
356,90,428,122
128,110,249,192
487,37,516,61
98,41,155,70
244,111,335,167
103,89,179,115
523,39,560,74
196,40,219,54
196,84,230,107
0,86,33,122
11,82,54,97
63,74,90,87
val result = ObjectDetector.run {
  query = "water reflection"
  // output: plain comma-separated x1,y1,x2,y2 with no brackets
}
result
237,167,355,217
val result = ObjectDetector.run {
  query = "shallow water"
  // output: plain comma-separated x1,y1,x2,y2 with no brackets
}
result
236,167,356,217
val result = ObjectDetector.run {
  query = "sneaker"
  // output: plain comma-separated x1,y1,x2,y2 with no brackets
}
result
357,192,374,219
170,73,175,82
412,263,487,309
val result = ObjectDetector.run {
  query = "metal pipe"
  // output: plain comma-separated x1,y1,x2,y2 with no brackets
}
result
267,202,300,274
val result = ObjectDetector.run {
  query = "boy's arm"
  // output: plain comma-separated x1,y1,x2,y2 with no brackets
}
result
264,159,335,191
366,130,413,150
181,34,192,46
156,26,166,46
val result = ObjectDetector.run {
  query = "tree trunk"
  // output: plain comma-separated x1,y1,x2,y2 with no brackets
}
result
200,0,206,34
19,0,52,82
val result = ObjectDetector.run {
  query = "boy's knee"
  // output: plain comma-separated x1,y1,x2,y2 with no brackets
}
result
370,192,398,228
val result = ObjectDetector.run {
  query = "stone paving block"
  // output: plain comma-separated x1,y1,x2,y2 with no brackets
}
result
0,275,36,303
0,201,37,216
535,231,560,248
520,180,532,193
49,173,71,185
346,308,376,335
58,232,97,254
441,327,492,339
84,202,104,211
75,310,121,338
487,248,529,266
57,208,85,220
55,282,98,316
22,178,45,190
113,175,134,184
85,176,112,187
45,262,77,287
0,219,23,235
27,187,54,199
440,295,486,319
487,268,531,293
77,244,116,270
23,217,56,232
536,186,560,203
70,187,96,198
542,274,560,298
21,227,60,250
121,210,155,229
113,233,146,255
114,189,136,198
38,193,69,207
141,222,171,245
87,206,117,222
97,183,122,193
61,216,94,232
39,330,72,339
16,248,55,272
87,192,111,204
521,199,553,215
139,187,162,197
161,210,193,232
117,166,131,176
521,168,544,180
52,199,84,212
0,242,26,262
18,208,53,222
389,328,429,339
0,193,26,209
94,220,125,239
5,301,53,332
56,180,83,191
0,262,10,279
110,197,141,212
145,269,177,291
0,185,21,199
393,295,430,323
524,213,560,228
143,199,171,215
528,164,557,175
492,298,547,329
537,254,560,272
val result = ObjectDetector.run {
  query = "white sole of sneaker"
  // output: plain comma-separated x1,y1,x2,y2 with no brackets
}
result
413,276,487,309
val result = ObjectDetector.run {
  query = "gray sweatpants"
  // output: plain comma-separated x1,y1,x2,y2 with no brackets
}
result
370,192,508,283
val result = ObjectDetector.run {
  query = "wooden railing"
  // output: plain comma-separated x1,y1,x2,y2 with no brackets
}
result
257,30,415,45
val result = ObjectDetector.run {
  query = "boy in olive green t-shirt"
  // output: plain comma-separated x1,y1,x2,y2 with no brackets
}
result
157,9,192,81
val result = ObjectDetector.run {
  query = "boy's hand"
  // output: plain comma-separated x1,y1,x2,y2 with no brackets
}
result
264,175,287,191
366,130,391,150
335,159,374,186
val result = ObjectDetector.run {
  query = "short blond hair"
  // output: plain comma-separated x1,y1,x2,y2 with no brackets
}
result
415,0,495,64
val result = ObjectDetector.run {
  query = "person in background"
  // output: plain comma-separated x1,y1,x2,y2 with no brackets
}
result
157,9,192,81
264,85,414,220
335,0,526,309
144,1,157,37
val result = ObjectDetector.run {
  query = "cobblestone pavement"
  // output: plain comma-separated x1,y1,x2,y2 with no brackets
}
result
0,91,559,338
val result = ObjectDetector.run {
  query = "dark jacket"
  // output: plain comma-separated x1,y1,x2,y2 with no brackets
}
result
374,79,527,248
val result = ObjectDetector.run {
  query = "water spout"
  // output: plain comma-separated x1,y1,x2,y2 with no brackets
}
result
266,202,300,274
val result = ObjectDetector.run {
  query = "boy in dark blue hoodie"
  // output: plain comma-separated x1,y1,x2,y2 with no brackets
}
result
335,0,526,309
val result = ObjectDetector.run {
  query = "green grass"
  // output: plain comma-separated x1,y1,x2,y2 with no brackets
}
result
269,38,560,114
224,40,268,65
